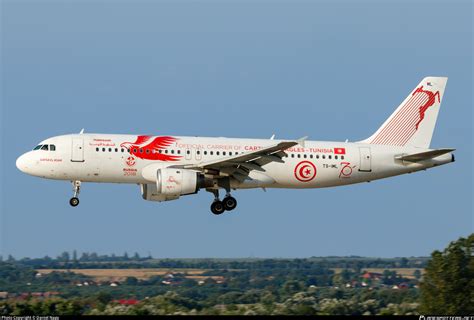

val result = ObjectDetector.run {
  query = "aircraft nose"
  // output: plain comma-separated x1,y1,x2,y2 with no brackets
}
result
16,153,30,174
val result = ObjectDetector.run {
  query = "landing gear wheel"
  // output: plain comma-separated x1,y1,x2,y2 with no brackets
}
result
223,196,237,211
211,201,225,215
69,197,80,207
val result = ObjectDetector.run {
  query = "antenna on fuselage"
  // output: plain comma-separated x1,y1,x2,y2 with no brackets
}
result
270,134,275,140
79,128,85,134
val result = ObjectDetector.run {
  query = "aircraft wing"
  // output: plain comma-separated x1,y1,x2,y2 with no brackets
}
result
183,138,306,182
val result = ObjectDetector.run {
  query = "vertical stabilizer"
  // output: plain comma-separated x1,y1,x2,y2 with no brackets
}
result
361,77,447,148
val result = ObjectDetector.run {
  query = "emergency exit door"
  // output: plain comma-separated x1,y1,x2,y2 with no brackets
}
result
71,138,85,162
358,147,372,172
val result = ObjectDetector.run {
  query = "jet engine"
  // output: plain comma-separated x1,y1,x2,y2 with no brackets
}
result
141,168,213,202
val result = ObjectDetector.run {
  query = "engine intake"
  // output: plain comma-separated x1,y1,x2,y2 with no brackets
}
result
141,168,213,202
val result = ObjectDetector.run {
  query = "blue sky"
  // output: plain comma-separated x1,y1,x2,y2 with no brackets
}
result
1,0,472,259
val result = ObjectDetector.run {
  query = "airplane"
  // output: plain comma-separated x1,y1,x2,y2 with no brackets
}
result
16,77,455,215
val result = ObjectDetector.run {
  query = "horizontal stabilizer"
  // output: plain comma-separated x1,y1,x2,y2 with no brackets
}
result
395,148,455,162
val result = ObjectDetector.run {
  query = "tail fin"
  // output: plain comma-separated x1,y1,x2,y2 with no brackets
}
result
360,77,448,148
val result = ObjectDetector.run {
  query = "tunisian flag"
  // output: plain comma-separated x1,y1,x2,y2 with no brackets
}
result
334,148,346,155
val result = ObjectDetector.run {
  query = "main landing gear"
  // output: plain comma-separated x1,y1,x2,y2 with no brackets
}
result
69,180,81,207
209,189,238,215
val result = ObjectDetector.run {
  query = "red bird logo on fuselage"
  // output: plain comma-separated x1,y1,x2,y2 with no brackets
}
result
120,135,181,161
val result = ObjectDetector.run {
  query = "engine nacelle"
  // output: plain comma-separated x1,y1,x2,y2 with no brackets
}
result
140,168,213,202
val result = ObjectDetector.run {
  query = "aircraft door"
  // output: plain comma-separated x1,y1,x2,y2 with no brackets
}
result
71,138,85,162
358,147,372,172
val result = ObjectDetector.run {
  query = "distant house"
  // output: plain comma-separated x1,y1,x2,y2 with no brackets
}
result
43,292,60,298
361,272,383,281
398,282,409,289
0,292,8,299
115,299,139,305
19,293,30,299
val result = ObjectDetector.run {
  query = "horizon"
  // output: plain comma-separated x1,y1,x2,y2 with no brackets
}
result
1,250,434,261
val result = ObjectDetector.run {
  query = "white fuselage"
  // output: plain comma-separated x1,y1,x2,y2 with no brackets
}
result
16,133,453,190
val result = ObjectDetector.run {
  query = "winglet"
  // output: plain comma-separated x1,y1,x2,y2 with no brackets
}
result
297,136,308,148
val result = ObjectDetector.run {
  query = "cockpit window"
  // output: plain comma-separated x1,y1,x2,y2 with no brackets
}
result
50,145,56,151
41,145,49,151
33,145,42,150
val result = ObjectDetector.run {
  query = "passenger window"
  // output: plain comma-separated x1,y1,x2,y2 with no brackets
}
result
297,154,301,158
216,151,220,156
322,155,326,159
178,150,181,154
335,155,338,160
210,151,214,155
341,155,345,160
186,150,190,155
159,150,162,154
223,152,226,156
291,154,294,158
96,147,99,152
310,154,313,159
133,148,137,153
329,155,332,159
121,148,124,152
102,148,106,152
165,150,168,154
204,151,208,155
303,154,307,158
41,145,49,151
171,150,174,154
229,152,232,156
197,150,200,155
146,149,150,154
50,145,56,151
108,148,112,152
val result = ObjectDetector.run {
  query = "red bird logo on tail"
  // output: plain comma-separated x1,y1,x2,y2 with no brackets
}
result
120,135,181,161
413,86,441,130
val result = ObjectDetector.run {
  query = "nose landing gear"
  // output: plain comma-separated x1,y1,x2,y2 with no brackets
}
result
69,180,81,207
